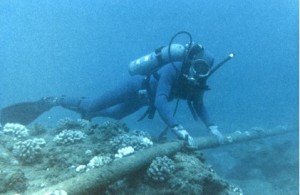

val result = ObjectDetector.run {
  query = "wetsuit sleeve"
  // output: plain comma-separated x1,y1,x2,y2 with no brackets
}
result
193,91,214,128
154,66,179,127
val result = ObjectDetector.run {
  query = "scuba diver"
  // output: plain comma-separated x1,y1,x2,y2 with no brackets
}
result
0,32,234,149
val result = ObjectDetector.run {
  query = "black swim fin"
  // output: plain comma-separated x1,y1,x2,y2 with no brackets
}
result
0,98,56,126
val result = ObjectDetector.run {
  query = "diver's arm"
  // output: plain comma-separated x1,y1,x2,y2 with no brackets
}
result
193,92,224,143
154,65,179,127
193,92,214,128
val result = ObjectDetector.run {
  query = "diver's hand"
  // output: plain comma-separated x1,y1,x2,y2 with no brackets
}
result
171,125,197,149
209,125,224,144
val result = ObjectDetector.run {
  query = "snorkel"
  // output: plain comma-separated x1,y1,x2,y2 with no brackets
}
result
207,53,235,78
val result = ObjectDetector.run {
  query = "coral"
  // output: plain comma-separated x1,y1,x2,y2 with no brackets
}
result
0,169,28,193
91,121,130,141
147,156,175,182
110,130,153,152
168,152,231,194
114,146,135,158
75,154,113,173
12,138,46,164
53,130,86,145
101,121,129,133
7,169,28,192
76,165,86,173
54,118,90,134
3,123,29,138
87,155,112,169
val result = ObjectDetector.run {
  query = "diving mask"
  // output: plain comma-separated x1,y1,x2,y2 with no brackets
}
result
189,59,210,80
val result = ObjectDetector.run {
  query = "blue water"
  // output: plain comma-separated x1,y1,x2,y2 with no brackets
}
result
0,0,298,193
1,0,298,130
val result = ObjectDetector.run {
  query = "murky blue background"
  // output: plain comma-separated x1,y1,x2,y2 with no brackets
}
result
0,0,298,193
1,0,298,133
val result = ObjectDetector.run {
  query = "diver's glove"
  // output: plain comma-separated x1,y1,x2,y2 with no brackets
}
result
208,125,225,144
171,124,197,149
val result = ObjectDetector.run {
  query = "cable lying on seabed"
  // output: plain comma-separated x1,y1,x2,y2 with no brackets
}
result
30,126,297,195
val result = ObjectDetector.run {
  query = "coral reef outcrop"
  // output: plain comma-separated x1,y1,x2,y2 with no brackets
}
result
53,130,86,145
12,138,46,164
147,156,175,182
3,123,29,138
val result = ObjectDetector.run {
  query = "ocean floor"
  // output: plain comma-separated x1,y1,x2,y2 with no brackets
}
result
0,118,298,194
204,132,299,195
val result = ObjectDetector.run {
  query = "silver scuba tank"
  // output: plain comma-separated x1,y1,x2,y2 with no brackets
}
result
128,44,186,76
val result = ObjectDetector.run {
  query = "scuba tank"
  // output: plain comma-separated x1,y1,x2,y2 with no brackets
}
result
128,44,186,76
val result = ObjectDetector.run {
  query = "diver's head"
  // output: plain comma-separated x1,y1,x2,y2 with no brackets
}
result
189,59,210,79
187,44,214,81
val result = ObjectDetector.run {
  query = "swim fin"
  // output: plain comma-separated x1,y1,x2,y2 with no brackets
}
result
0,98,55,126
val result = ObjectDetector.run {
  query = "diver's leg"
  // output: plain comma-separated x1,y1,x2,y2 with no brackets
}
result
90,101,145,120
86,76,144,113
59,96,87,112
59,76,145,117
